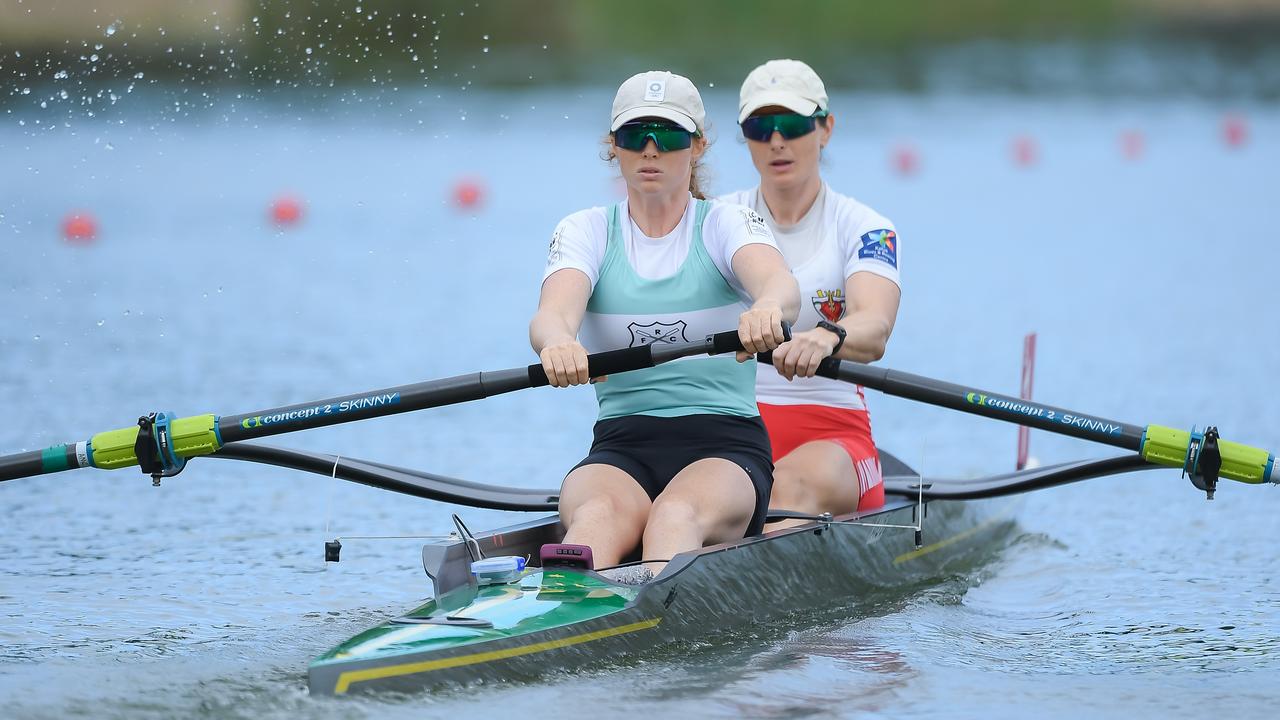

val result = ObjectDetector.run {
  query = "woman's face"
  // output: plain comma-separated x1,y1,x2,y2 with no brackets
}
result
611,122,706,198
744,106,833,191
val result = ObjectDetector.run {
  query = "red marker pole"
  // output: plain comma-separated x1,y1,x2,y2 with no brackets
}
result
1017,332,1037,470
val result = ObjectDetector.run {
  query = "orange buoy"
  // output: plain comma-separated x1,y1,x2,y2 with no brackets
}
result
270,195,303,226
453,179,484,210
62,212,98,243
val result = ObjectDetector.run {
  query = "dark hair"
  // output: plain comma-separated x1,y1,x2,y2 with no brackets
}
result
602,131,712,200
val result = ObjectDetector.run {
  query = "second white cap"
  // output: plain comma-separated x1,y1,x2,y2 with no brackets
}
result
738,59,829,123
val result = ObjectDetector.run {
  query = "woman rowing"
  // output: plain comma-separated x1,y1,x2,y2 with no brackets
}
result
531,70,799,581
721,59,901,526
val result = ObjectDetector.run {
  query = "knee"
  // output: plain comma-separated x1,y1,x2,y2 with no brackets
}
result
647,496,700,530
561,493,629,530
768,467,813,509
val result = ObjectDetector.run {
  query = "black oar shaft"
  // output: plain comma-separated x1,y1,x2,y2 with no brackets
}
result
218,370,517,444
819,359,1146,451
216,329,746,444
0,330,750,482
0,449,61,483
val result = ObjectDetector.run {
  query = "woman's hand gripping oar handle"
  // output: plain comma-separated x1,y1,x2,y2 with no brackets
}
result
525,324,789,387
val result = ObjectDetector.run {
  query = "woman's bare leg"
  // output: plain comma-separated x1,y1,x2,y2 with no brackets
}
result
557,464,652,569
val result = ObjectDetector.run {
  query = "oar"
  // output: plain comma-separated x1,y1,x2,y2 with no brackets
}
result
784,354,1276,497
0,329,753,483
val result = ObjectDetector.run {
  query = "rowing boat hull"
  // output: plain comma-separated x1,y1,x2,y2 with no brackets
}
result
308,494,1016,695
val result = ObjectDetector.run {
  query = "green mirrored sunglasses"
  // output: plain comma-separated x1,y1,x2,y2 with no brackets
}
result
740,111,828,142
613,121,697,152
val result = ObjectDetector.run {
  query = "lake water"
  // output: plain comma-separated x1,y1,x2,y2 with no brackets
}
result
1,87,1278,718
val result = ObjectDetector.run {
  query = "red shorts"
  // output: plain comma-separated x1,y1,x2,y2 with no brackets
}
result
758,403,885,511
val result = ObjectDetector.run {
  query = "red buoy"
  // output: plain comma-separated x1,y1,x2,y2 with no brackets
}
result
453,179,484,210
270,195,303,226
1012,135,1038,168
1222,114,1248,148
891,143,920,177
1120,130,1145,161
61,212,98,244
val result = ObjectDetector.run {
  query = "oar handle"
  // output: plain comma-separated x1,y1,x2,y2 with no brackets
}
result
525,328,751,387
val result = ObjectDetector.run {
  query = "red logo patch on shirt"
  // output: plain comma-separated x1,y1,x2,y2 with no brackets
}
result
812,289,845,322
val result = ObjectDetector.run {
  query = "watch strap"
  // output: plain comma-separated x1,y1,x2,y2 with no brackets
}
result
815,319,846,353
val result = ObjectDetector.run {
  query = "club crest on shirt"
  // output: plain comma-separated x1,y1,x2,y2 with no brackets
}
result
627,320,688,347
812,289,846,322
546,226,564,266
857,229,898,269
743,208,771,238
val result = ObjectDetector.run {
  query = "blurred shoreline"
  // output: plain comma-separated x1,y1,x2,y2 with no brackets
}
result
2,0,1279,99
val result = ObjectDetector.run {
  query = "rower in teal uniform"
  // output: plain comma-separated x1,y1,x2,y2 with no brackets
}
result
530,70,800,581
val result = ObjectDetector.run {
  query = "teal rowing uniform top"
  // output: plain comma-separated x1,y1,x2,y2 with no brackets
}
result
578,199,758,420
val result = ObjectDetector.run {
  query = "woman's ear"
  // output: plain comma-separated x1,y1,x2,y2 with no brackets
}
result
691,135,708,161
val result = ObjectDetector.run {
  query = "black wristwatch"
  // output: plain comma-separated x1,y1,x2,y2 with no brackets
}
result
815,319,846,353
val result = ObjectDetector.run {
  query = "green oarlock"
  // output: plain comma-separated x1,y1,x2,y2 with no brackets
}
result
1217,438,1272,485
89,425,141,470
170,414,221,458
88,414,221,471
1141,425,1271,485
1139,425,1190,471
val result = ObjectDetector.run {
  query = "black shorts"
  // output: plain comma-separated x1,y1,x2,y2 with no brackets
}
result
572,413,775,536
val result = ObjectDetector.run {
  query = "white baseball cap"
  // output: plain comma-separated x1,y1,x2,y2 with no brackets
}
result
610,70,705,134
738,59,829,123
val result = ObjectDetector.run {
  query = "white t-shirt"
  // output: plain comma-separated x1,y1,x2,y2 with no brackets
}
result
542,195,776,303
719,184,900,410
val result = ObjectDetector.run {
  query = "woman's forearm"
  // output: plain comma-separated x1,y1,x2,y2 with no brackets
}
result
529,308,579,354
751,272,800,325
832,311,894,363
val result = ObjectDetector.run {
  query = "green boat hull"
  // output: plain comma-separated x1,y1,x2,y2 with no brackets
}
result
309,491,1016,695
